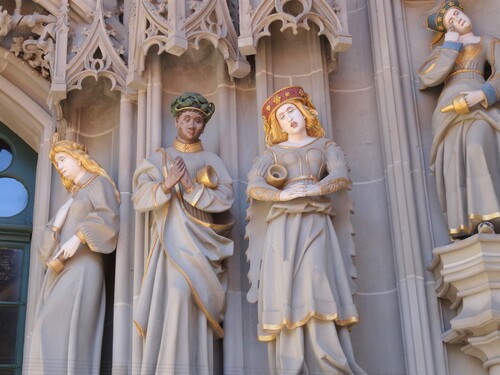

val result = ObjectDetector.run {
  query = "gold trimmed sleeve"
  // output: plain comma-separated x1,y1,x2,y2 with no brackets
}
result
418,45,461,89
248,187,281,202
318,177,352,195
183,182,205,207
76,230,87,245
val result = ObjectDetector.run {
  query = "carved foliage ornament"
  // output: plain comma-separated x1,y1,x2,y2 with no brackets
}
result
0,5,57,78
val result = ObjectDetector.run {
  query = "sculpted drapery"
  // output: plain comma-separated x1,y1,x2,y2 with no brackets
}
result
28,140,120,375
418,0,500,238
132,93,234,374
246,86,365,374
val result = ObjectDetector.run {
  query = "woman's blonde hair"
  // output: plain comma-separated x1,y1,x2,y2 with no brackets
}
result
49,140,120,202
264,99,325,146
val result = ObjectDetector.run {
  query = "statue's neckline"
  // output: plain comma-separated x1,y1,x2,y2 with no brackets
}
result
71,173,98,195
276,137,321,149
173,138,204,153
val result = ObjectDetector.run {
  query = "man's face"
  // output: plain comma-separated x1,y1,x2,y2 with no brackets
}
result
176,110,205,144
444,8,472,35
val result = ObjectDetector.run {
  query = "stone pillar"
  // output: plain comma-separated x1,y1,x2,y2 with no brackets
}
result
367,0,444,373
131,87,147,371
112,93,135,374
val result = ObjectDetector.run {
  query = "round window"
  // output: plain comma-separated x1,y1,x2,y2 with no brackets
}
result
0,138,13,172
0,178,28,217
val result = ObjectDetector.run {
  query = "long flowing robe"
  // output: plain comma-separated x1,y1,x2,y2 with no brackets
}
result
246,137,365,375
418,36,500,237
132,144,234,375
28,173,120,375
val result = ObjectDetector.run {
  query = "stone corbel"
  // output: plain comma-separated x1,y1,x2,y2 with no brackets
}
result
238,0,352,58
128,0,250,87
430,234,500,374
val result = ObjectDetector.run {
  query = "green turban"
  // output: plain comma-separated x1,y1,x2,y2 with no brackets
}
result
170,92,215,124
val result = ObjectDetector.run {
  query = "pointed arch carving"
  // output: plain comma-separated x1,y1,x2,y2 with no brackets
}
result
238,0,352,55
128,0,250,85
65,1,127,94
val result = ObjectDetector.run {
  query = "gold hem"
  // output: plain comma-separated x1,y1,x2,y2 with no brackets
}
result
133,320,145,338
449,212,500,236
167,256,225,339
262,311,359,332
174,184,234,231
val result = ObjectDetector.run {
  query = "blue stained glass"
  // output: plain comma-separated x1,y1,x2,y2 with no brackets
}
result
0,178,28,217
0,139,13,172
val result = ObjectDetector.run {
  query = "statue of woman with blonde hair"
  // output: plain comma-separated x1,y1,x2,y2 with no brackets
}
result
246,86,365,374
28,139,120,374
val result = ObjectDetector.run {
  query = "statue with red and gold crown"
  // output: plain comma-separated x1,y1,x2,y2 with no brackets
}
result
245,86,365,374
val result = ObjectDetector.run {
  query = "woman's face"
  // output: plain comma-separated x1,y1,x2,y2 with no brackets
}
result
444,8,472,34
276,103,307,136
54,152,85,182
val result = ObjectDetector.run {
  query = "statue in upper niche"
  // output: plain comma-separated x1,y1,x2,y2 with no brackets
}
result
418,0,500,239
245,86,365,374
0,1,55,37
132,92,234,374
29,139,120,374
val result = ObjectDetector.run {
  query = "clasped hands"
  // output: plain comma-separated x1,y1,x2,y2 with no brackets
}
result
279,183,321,201
162,156,194,193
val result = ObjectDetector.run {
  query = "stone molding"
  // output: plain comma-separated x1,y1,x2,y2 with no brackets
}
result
127,0,250,85
238,0,352,56
430,234,500,374
50,0,127,104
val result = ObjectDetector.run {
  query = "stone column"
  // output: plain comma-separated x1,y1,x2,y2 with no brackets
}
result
149,54,163,151
367,0,444,373
132,87,147,371
112,93,135,374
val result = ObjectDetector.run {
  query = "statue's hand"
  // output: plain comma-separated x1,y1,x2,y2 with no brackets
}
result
279,184,307,201
163,156,185,190
179,169,194,193
461,90,486,108
60,234,81,259
305,184,322,197
53,197,74,229
444,22,459,42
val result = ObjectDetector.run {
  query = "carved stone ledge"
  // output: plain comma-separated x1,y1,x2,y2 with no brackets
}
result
430,234,500,374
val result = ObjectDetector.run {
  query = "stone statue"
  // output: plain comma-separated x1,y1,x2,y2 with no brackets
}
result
132,92,234,374
245,86,365,374
29,140,120,374
0,3,56,37
418,0,500,239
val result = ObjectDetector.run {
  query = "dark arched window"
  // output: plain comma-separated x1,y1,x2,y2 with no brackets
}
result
0,122,36,375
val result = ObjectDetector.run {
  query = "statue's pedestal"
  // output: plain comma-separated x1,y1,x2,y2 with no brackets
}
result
430,234,500,374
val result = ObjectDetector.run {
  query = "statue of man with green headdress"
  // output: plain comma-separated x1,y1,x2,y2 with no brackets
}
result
418,0,500,239
132,92,234,374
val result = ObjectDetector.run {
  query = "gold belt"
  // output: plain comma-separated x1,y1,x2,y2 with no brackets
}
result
283,175,319,187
